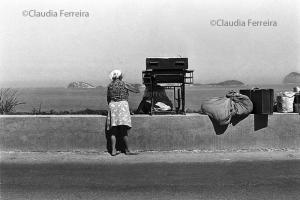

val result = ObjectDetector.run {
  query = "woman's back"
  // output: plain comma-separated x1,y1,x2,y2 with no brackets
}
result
107,79,129,102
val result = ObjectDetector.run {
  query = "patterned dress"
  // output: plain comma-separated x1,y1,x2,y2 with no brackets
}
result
106,79,132,131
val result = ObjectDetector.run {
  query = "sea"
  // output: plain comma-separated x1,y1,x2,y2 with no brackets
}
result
4,84,299,113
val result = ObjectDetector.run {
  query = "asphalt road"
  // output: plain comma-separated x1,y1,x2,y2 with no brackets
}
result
1,151,300,200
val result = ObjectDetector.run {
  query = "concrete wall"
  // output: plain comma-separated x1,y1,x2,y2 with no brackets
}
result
0,114,299,152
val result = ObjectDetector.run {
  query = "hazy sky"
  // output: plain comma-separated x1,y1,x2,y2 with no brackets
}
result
0,0,299,87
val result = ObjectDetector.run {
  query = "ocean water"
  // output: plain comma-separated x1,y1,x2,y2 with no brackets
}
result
5,84,299,113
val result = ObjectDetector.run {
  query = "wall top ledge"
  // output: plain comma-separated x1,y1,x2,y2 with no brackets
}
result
0,113,201,118
0,113,299,118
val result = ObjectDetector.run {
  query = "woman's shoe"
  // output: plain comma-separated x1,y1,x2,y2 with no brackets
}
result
111,152,121,156
111,150,120,156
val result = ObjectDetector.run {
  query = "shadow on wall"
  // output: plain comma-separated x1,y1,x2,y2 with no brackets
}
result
209,117,229,135
254,114,269,131
209,114,269,135
209,114,249,135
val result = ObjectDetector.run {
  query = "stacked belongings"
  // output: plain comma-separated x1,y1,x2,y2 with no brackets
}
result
276,91,295,113
226,91,254,125
201,97,234,126
201,91,253,128
240,88,274,114
136,85,173,114
294,87,300,113
226,91,253,116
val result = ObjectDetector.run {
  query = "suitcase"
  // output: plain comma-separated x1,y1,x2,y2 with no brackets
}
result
294,93,300,113
240,89,274,114
146,58,188,70
142,70,185,84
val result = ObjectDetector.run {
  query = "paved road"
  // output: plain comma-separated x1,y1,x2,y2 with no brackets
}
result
1,151,300,200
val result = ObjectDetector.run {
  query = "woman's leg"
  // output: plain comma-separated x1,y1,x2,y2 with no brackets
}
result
110,127,118,156
123,135,130,153
119,126,130,153
122,127,138,155
111,135,117,155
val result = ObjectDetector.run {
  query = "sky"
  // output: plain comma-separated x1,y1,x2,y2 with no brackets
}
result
0,0,299,87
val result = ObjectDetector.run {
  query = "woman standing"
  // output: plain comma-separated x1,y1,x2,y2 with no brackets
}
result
106,69,139,156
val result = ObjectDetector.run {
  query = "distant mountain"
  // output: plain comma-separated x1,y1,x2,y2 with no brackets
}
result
193,83,203,86
208,80,244,86
283,72,300,84
67,81,95,89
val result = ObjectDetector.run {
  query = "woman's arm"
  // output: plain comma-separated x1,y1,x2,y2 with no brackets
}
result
124,82,140,93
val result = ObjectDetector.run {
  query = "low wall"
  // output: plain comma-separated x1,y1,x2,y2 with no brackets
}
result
0,114,299,152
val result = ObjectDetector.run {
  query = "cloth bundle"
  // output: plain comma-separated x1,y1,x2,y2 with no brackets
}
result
226,91,253,116
201,91,253,126
154,102,171,111
201,97,234,125
276,91,295,113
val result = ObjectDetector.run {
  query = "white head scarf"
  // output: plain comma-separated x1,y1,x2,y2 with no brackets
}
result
109,69,122,80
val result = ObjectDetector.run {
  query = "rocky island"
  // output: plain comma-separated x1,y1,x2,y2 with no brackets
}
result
208,80,244,86
283,72,300,84
67,81,95,89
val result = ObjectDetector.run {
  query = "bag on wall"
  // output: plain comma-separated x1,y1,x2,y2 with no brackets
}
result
277,91,295,113
201,97,234,125
226,91,253,116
